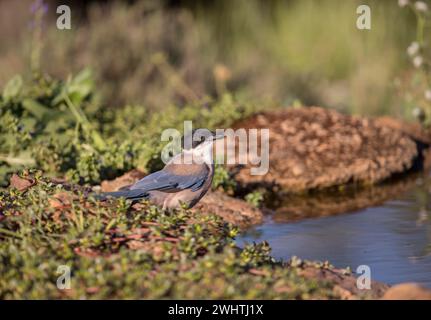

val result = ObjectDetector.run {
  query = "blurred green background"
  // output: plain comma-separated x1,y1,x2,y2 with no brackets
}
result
0,0,417,117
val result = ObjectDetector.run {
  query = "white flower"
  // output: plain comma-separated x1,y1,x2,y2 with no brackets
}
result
413,55,424,68
407,42,420,56
412,107,424,119
399,0,409,7
415,1,428,12
425,89,431,101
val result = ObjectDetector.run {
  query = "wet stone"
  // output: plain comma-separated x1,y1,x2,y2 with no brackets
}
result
231,107,427,193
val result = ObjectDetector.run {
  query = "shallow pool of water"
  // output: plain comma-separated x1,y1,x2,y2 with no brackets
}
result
237,175,431,288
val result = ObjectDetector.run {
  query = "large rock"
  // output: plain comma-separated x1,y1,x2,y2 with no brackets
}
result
232,107,426,192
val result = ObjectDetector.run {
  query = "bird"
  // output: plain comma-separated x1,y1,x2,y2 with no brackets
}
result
94,129,225,209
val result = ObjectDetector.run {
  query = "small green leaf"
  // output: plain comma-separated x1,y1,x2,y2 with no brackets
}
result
67,68,94,105
21,99,51,121
2,75,23,101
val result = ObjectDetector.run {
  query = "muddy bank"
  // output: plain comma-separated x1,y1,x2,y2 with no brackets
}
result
192,191,263,228
5,171,431,299
294,262,431,299
231,107,430,193
0,172,387,299
96,172,426,299
382,283,431,300
294,262,389,299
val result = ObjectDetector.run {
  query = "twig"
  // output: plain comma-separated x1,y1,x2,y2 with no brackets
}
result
0,155,36,166
0,228,23,239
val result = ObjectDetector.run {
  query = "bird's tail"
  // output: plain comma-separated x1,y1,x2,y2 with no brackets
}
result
92,189,149,201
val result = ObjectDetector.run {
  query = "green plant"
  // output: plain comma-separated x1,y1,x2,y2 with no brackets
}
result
0,70,136,185
245,190,264,208
212,165,237,193
0,66,263,187
0,171,339,299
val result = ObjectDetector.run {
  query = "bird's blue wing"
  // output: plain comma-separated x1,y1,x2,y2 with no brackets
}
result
93,189,150,201
130,163,209,192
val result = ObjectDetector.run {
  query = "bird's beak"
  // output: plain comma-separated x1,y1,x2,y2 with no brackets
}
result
212,132,225,140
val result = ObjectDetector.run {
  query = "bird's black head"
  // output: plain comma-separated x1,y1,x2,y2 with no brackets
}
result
181,129,224,150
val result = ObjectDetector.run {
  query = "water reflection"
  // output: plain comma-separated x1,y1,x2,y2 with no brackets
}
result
237,174,431,287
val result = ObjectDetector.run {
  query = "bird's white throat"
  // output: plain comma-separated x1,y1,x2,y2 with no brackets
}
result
173,140,215,166
192,140,214,165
